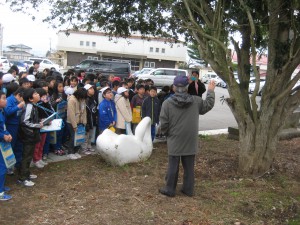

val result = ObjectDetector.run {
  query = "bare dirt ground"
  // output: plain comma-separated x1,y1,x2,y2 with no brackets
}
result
1,135,299,225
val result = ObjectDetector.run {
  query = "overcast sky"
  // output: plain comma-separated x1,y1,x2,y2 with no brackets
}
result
0,2,58,57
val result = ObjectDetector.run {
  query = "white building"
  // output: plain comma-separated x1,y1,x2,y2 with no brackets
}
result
56,30,187,71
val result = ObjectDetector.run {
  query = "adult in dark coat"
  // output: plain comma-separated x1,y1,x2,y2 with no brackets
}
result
159,75,215,197
188,71,206,98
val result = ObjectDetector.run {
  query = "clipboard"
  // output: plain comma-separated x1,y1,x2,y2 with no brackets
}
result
42,113,57,126
40,119,63,132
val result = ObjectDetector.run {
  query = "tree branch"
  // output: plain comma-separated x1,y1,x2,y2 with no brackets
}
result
182,0,228,53
186,0,213,26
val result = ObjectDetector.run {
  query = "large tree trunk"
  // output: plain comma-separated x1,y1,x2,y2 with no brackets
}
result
183,0,300,176
238,117,278,175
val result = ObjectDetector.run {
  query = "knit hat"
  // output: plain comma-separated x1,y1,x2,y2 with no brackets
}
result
173,75,189,87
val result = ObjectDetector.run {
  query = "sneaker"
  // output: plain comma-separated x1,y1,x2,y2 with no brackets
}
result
23,180,35,187
68,154,78,160
33,161,44,168
4,187,10,192
39,160,48,166
74,153,82,159
17,179,35,187
29,174,38,179
42,154,48,161
84,150,91,155
6,168,14,175
0,192,12,201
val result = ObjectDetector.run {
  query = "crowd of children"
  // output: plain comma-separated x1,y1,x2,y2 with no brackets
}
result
0,63,170,201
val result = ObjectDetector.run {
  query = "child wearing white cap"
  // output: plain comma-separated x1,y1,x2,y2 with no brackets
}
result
114,87,132,134
82,84,97,154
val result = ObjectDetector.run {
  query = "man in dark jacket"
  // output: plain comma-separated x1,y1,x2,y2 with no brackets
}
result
159,75,215,197
188,71,206,98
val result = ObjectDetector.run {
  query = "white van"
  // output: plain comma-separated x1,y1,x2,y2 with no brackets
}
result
29,58,60,72
202,72,218,83
137,68,188,86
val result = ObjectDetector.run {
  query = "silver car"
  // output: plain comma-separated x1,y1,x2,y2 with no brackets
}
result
137,68,188,86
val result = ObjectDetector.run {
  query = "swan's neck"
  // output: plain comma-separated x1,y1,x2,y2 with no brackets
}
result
135,117,153,147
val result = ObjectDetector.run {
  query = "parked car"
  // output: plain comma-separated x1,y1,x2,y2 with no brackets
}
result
0,59,11,73
73,59,131,79
248,77,266,96
136,68,188,86
201,72,218,83
10,60,27,72
132,68,154,77
28,58,60,72
220,79,227,88
23,60,34,69
213,76,223,86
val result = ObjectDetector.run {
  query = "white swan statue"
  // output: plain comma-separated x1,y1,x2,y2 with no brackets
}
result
96,117,153,166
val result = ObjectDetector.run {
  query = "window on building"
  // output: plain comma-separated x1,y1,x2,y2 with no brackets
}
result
150,62,155,68
87,56,93,60
131,60,140,72
156,48,159,53
86,41,90,46
80,41,84,46
144,61,150,67
92,42,96,47
93,57,98,60
150,47,153,52
162,48,165,53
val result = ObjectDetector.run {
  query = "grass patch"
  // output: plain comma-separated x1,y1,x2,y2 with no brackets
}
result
0,136,299,224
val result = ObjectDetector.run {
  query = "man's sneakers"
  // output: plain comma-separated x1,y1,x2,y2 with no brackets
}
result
0,192,12,201
17,179,35,187
158,188,175,197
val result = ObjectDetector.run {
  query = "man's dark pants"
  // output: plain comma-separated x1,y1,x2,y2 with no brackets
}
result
165,155,195,196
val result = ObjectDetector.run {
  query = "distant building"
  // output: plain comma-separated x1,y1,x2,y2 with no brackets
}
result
3,44,33,60
56,30,187,71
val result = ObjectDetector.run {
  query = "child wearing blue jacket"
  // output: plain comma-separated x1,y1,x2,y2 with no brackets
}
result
98,87,117,132
4,87,25,171
0,90,13,201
